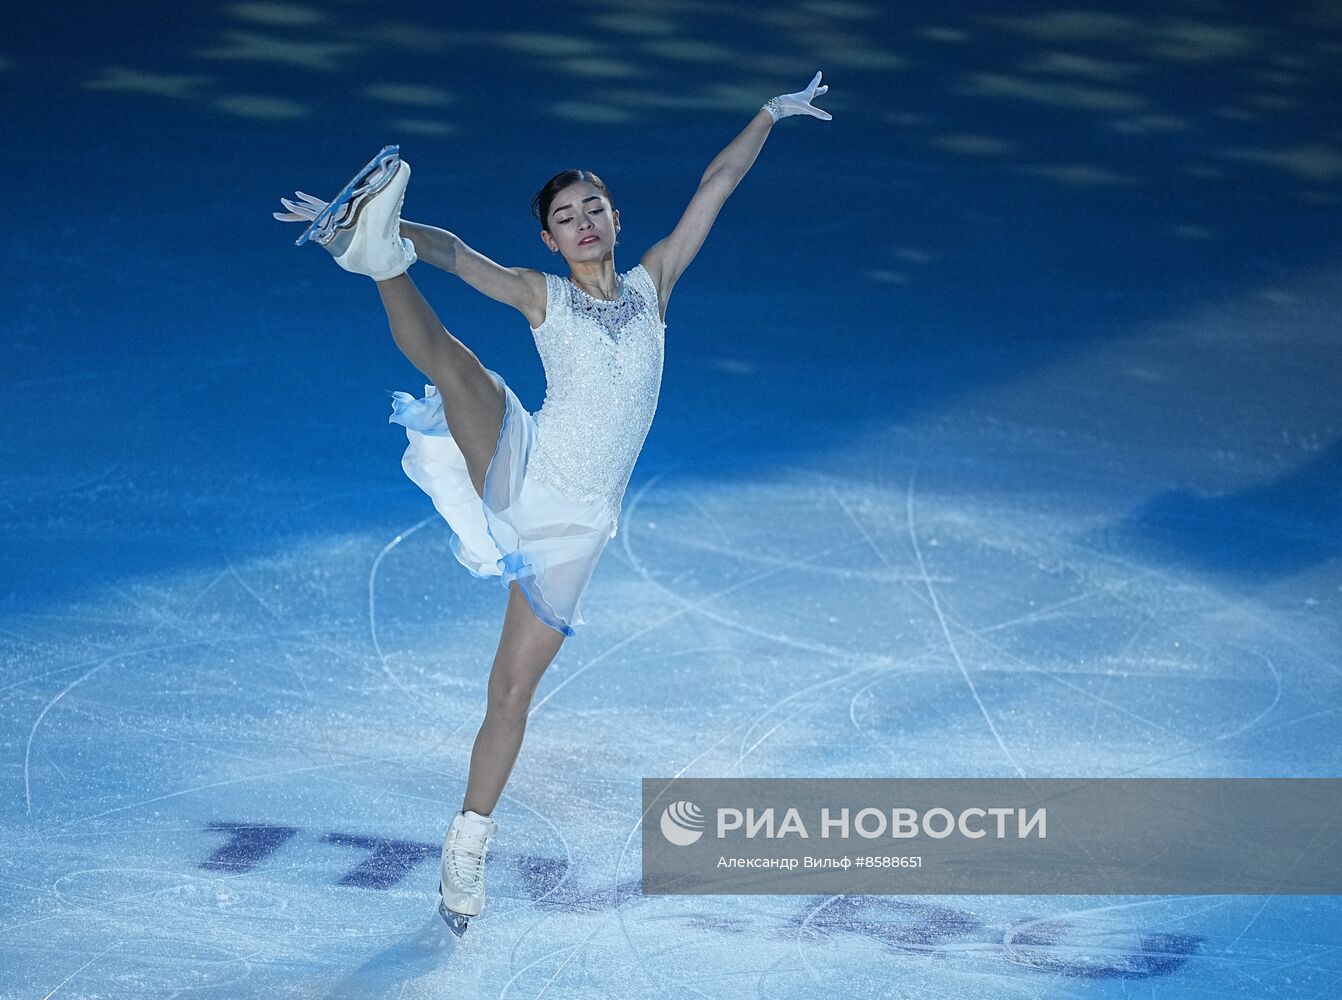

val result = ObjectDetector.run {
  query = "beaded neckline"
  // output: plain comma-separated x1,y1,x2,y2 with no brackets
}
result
558,266,649,344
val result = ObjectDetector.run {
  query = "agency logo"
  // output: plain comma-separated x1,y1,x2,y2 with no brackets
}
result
659,800,706,846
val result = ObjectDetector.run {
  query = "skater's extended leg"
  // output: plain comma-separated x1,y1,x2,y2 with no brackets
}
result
462,581,566,816
376,272,504,499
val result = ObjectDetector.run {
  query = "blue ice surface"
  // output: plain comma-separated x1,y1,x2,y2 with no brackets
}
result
2,0,1341,996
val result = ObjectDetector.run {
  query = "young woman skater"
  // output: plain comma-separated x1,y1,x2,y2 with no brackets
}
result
273,72,831,935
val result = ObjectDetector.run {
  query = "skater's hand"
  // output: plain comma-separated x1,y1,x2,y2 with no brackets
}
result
762,71,831,122
272,191,328,223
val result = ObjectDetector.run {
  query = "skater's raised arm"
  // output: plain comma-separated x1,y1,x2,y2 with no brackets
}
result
401,221,544,321
641,72,831,307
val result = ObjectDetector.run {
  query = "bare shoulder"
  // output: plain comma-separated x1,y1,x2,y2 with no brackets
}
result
639,246,667,291
511,267,549,329
637,251,672,324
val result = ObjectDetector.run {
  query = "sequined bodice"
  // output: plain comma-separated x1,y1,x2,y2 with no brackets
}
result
527,264,666,531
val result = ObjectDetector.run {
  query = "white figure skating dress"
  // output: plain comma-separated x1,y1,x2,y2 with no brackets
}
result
388,264,665,636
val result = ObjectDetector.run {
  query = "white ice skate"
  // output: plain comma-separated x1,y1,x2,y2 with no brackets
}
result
437,808,498,937
273,144,417,281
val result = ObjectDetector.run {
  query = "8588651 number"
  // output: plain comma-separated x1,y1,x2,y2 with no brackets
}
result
854,855,922,868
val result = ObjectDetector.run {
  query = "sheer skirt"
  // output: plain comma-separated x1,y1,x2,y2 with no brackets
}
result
388,369,616,636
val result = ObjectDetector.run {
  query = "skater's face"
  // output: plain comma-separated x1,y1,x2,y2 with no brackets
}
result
542,181,620,261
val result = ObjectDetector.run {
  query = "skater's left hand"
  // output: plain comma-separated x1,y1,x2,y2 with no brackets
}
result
763,71,831,122
273,191,328,223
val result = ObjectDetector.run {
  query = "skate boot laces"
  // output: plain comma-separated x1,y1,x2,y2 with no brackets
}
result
447,832,489,892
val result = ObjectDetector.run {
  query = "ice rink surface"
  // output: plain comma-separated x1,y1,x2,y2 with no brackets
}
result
2,0,1340,996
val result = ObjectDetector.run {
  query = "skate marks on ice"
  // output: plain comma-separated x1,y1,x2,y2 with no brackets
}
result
323,912,461,1000
3,543,1335,996
594,691,1202,998
6,402,1340,997
559,455,1341,995
497,892,1214,998
606,455,1335,782
621,720,1196,996
322,857,644,998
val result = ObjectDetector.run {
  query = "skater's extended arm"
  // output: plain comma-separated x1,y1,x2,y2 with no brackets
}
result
641,72,831,309
401,222,544,321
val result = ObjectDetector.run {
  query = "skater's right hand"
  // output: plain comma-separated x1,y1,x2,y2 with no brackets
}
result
272,191,328,223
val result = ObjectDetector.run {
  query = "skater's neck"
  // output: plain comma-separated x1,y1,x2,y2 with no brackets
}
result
566,261,620,301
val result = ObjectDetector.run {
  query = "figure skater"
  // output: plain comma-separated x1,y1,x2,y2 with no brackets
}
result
273,72,831,935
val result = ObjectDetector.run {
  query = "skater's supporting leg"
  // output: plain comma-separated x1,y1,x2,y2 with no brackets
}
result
375,272,505,499
462,581,566,815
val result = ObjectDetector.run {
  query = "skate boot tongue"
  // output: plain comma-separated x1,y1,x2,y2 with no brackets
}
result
453,811,497,868
461,809,497,832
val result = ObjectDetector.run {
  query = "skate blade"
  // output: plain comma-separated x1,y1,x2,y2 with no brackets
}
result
294,144,401,247
437,897,470,938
